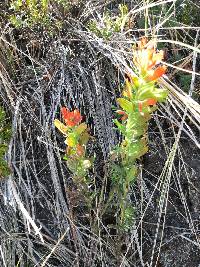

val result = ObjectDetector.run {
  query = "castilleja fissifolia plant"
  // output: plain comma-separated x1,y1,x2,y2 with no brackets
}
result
110,37,168,229
54,107,92,191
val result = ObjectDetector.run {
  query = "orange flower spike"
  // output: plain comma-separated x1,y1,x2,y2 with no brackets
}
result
147,66,167,82
134,37,166,77
61,107,82,127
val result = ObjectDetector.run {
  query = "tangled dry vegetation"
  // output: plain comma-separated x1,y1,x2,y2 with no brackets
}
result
0,1,200,266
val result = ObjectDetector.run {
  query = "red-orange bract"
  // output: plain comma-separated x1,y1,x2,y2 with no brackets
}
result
61,107,82,127
138,98,157,112
116,110,128,121
146,66,167,82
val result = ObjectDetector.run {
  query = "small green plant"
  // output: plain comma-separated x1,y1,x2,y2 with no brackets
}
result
0,106,12,178
9,0,70,30
54,107,92,199
88,4,128,40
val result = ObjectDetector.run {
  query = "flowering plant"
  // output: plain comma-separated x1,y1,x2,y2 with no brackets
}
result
54,37,168,231
109,37,168,229
54,107,91,185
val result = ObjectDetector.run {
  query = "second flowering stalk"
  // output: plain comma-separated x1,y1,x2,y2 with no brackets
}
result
109,37,168,229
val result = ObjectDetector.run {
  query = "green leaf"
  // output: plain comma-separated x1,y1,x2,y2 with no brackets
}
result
126,113,147,138
125,166,138,183
79,132,90,145
110,163,125,183
117,98,134,113
121,205,135,231
136,83,155,100
127,139,148,160
65,133,77,147
113,119,126,134
152,88,168,102
137,83,168,102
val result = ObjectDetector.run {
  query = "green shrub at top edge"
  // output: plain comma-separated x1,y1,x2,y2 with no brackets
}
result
87,4,128,40
9,0,71,31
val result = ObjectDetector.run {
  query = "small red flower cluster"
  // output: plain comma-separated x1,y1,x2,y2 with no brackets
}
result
61,107,82,127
